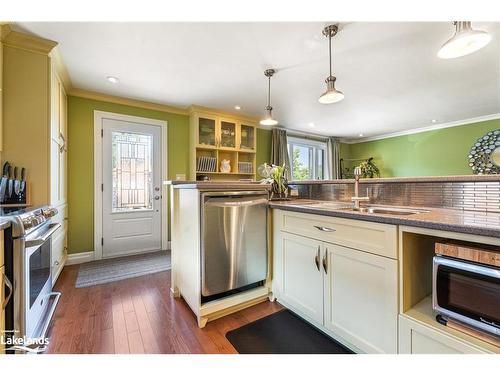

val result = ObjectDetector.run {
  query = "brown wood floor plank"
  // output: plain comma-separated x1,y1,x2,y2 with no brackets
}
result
47,265,282,354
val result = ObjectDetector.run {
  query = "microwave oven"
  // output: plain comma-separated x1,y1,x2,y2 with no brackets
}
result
433,255,500,336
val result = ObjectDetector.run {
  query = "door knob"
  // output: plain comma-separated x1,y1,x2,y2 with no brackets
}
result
154,196,161,200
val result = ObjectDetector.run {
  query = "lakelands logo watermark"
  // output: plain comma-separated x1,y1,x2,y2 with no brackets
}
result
1,330,49,353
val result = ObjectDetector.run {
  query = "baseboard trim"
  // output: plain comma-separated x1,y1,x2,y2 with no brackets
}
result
66,251,95,265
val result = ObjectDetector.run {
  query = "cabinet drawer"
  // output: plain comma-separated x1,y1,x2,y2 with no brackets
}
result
398,315,493,354
280,210,398,259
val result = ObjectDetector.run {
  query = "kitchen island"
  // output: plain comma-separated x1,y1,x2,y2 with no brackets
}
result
167,176,499,353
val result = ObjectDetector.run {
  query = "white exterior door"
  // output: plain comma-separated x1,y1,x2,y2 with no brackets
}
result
101,118,162,258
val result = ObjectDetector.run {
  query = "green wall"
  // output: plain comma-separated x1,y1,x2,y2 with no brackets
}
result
256,128,272,168
342,119,500,177
67,96,190,254
67,95,271,254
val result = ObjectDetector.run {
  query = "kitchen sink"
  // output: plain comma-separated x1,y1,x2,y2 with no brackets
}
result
339,206,430,215
305,202,429,216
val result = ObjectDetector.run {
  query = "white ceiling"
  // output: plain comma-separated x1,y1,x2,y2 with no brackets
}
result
16,22,500,139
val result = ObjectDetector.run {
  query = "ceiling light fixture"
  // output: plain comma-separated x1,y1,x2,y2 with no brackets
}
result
260,69,278,126
107,76,119,83
359,133,364,137
431,119,437,123
437,22,491,59
234,105,241,110
319,24,344,104
308,122,315,128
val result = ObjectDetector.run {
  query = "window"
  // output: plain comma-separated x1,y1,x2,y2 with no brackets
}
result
112,131,153,212
287,136,327,180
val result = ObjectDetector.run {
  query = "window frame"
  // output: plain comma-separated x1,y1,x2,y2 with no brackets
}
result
287,136,327,181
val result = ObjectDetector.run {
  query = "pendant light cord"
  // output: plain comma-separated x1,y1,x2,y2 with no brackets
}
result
267,75,271,107
329,31,333,77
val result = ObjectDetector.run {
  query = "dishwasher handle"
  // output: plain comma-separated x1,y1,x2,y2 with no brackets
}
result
204,197,268,208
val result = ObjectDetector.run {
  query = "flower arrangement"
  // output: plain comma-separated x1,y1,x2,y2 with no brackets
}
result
258,163,290,200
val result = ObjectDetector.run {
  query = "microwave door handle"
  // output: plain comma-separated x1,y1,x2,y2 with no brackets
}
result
25,223,61,247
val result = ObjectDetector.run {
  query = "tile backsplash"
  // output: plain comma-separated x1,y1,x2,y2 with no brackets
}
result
293,181,500,213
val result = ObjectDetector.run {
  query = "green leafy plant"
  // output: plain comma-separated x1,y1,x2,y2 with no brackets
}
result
358,158,380,178
258,163,289,198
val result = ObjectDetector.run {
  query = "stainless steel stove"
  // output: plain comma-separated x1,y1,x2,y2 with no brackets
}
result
2,205,61,352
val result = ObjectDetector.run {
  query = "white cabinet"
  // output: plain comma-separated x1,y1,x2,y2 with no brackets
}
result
278,233,324,325
50,69,67,208
398,315,491,354
273,209,399,353
324,244,398,353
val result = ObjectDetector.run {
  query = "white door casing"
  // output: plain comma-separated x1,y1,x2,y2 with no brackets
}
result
94,111,168,260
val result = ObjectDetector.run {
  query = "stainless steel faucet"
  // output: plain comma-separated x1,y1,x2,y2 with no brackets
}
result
351,167,369,209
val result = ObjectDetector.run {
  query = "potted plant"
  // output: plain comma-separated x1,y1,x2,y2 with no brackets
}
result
358,157,380,178
258,163,290,200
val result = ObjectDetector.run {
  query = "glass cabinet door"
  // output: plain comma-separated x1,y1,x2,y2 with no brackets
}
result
198,117,217,147
219,120,236,149
240,124,255,151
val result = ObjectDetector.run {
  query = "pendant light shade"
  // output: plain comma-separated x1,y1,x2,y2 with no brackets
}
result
318,76,344,104
260,69,278,126
438,21,491,59
319,24,344,104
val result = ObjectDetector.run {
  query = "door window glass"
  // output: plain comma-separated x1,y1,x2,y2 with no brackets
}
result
112,131,153,212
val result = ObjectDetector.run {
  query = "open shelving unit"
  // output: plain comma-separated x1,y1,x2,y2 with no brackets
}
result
189,106,258,181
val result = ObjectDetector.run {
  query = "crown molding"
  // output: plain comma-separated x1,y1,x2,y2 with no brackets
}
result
342,113,500,144
69,88,190,116
1,24,57,55
188,104,259,124
51,47,73,92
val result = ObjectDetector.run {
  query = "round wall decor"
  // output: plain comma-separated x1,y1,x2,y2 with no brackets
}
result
468,129,500,174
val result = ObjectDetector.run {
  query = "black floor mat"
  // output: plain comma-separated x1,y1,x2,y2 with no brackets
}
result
225,309,354,354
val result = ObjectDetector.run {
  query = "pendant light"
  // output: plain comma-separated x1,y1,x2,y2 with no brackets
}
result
319,24,344,104
260,69,278,126
438,22,491,59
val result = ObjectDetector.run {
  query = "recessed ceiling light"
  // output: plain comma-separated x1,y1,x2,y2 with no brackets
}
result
431,119,437,123
359,133,364,137
234,105,241,110
308,122,315,128
107,76,119,84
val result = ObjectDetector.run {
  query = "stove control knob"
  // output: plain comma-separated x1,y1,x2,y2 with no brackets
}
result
22,217,34,230
43,208,58,218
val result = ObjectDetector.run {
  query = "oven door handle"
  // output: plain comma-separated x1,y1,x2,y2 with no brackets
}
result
2,272,13,309
25,223,61,247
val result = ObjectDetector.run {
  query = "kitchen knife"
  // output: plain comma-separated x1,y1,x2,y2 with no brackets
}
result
13,167,21,195
7,165,13,198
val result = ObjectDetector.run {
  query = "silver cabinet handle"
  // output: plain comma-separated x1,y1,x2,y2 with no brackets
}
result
2,272,13,309
314,246,320,271
314,225,336,232
322,250,328,274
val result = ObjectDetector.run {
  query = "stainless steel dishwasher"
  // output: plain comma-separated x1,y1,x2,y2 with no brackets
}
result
201,191,268,301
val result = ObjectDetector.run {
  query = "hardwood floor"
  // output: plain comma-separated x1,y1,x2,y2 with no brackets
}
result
46,265,283,354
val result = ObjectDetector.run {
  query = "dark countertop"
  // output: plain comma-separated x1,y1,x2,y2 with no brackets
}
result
164,180,270,190
0,218,11,230
289,175,500,185
269,199,500,239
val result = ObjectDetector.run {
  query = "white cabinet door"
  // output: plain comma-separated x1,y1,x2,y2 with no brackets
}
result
50,138,61,205
398,316,489,354
51,229,65,285
324,244,398,353
50,70,60,142
278,232,324,325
